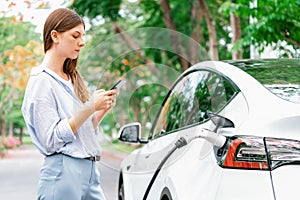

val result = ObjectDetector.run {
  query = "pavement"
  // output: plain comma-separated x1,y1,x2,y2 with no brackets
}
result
0,144,129,200
0,145,42,200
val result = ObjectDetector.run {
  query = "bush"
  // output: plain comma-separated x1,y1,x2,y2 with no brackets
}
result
3,136,21,149
0,136,22,158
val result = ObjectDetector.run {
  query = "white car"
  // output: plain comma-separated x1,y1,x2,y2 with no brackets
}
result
117,59,300,200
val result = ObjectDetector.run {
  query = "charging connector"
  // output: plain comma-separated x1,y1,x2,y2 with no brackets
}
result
189,128,227,148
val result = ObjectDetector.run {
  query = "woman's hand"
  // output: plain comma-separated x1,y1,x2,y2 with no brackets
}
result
69,89,118,134
93,89,118,111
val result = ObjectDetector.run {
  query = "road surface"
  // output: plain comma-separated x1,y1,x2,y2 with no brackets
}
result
0,145,127,200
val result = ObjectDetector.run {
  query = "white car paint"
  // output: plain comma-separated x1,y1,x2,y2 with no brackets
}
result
119,60,300,200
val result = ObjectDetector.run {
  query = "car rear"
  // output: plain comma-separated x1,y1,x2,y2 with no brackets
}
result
217,59,300,199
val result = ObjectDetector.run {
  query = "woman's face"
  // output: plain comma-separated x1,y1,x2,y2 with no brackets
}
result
56,24,85,59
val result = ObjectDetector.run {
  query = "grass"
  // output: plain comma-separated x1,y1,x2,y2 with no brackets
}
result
15,134,140,154
103,139,141,154
21,134,33,145
19,134,139,153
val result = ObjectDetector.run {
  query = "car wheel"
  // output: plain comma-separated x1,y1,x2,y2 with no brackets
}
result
118,178,124,200
161,194,170,200
160,187,173,200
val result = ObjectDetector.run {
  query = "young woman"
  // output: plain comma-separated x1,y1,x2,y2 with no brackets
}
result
21,8,117,200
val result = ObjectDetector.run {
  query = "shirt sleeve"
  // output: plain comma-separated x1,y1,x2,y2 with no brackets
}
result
28,98,75,155
22,76,75,155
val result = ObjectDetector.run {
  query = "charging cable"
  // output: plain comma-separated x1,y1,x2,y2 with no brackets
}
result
142,129,226,200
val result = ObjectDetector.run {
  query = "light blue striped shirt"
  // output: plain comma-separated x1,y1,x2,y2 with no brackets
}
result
21,66,101,158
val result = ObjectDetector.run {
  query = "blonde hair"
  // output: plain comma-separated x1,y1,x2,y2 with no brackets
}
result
43,8,89,103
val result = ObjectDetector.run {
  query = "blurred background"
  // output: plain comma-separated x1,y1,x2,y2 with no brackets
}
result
0,0,299,154
0,1,299,199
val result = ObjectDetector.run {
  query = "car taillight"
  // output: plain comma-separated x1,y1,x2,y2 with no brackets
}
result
266,138,300,170
218,136,300,170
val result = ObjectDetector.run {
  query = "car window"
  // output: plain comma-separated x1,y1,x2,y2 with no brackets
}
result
152,70,238,138
246,67,300,103
229,59,300,104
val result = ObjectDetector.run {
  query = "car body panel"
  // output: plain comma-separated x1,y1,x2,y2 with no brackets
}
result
119,59,300,200
271,165,300,200
121,129,186,199
215,169,274,200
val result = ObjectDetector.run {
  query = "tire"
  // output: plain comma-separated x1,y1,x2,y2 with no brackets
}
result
118,176,125,200
160,187,173,200
161,194,170,200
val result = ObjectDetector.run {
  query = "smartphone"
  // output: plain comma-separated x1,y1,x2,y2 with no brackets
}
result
110,79,126,90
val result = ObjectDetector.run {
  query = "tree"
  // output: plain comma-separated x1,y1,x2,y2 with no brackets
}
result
197,0,219,60
72,0,213,70
250,0,300,56
0,0,46,141
70,0,299,136
0,15,43,140
0,18,40,55
69,0,227,135
0,40,43,139
229,0,242,59
139,0,216,68
220,0,300,57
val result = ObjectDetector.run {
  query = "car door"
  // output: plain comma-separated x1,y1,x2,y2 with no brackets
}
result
122,68,240,200
148,69,242,199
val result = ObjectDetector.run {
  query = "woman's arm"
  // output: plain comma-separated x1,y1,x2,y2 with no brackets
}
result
68,103,94,133
92,109,110,128
68,89,118,133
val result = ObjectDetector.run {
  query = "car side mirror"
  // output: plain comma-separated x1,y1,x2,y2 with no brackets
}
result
118,122,148,144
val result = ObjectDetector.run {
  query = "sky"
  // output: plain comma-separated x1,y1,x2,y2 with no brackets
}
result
0,0,67,35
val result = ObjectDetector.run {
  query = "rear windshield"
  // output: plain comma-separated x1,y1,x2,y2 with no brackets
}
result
230,59,300,104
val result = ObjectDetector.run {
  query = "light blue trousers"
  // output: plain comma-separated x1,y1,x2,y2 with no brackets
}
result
37,154,106,200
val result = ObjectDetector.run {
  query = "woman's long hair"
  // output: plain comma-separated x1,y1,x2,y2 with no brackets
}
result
43,8,89,103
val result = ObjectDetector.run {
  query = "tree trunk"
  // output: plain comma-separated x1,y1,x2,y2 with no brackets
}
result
160,0,190,71
198,0,219,61
1,119,7,139
189,0,204,64
9,121,13,136
230,11,242,60
0,85,15,139
0,120,3,139
112,21,159,75
283,30,300,49
0,85,14,111
19,128,23,144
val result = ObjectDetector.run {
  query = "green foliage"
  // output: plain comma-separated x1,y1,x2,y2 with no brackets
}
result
220,0,300,56
71,0,122,21
139,0,164,27
0,17,42,137
70,0,299,137
254,0,300,49
7,93,26,128
219,0,251,17
0,17,41,56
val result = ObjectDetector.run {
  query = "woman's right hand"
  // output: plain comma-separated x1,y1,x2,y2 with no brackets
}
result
93,89,118,111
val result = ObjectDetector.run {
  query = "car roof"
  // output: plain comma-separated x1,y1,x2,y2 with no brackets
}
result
223,58,300,71
182,60,300,116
